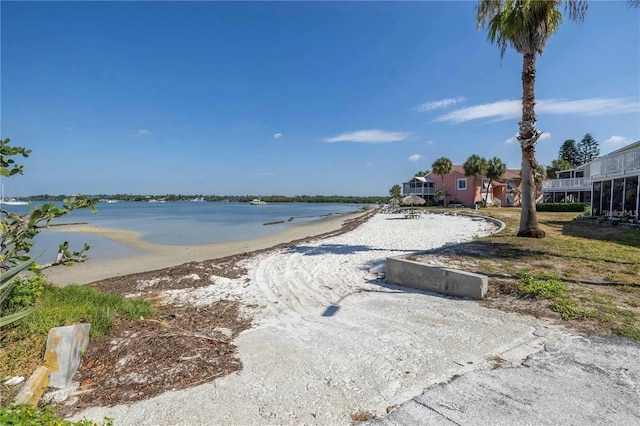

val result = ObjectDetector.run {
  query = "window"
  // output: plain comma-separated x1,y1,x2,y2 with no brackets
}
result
457,178,467,190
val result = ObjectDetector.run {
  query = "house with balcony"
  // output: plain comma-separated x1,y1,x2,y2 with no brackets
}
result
542,166,591,203
401,166,521,207
542,140,640,218
589,141,640,218
402,175,436,201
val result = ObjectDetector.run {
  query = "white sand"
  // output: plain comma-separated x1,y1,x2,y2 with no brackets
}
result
43,210,370,286
74,212,563,425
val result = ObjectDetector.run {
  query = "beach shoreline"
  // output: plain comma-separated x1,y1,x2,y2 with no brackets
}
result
43,208,376,286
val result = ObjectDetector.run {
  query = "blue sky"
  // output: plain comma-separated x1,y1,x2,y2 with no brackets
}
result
2,1,639,197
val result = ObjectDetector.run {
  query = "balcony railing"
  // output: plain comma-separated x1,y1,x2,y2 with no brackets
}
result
403,185,435,196
590,146,640,180
542,178,589,190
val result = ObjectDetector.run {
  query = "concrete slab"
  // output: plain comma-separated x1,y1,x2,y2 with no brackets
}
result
14,366,50,406
44,323,91,389
386,256,488,299
368,335,640,425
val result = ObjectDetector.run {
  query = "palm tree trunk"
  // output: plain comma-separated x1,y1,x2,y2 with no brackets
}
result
441,176,447,207
517,53,545,238
485,179,492,206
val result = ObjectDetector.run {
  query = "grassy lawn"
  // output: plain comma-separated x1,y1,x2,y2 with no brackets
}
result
0,284,155,403
413,207,640,340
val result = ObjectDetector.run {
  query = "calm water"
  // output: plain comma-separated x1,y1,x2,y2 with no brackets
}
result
2,201,367,262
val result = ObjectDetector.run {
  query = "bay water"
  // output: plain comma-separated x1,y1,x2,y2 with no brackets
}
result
2,201,367,263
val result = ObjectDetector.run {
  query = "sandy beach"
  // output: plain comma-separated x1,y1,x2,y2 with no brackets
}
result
70,211,576,425
43,209,373,286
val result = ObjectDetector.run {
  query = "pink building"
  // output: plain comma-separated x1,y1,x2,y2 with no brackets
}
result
402,166,522,207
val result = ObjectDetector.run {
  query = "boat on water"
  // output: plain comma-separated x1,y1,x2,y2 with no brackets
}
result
1,184,28,206
249,198,267,205
191,197,206,202
1,198,28,206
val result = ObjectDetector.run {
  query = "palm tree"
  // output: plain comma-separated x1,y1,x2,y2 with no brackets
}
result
389,184,402,200
476,0,590,237
484,157,507,206
463,154,488,205
432,157,453,207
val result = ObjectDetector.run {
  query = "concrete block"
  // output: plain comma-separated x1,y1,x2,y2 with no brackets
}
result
386,256,488,300
14,366,50,406
44,323,91,389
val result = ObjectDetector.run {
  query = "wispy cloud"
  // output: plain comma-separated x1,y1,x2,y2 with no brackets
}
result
506,132,551,144
426,140,433,145
366,162,373,167
413,96,466,112
323,129,410,144
135,129,152,136
603,135,632,146
273,132,283,139
436,97,640,124
408,154,421,161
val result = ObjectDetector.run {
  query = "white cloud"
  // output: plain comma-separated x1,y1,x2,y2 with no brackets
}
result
506,132,551,144
413,96,466,112
603,135,631,146
408,154,421,162
273,132,283,139
366,162,373,167
136,129,152,136
426,140,433,145
436,97,640,124
323,129,410,144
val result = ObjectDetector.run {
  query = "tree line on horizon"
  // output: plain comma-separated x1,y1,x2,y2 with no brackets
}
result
25,194,385,204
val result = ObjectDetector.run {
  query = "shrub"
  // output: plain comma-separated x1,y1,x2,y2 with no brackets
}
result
1,275,46,316
536,202,588,212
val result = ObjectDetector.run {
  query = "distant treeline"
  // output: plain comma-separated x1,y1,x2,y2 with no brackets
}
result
27,194,385,204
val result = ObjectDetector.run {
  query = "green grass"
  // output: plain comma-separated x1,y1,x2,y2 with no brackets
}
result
0,404,113,425
516,271,566,299
440,209,640,340
13,284,154,339
549,297,595,320
1,284,155,381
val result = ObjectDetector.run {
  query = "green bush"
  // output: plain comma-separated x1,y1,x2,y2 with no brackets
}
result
1,275,46,316
536,202,588,212
0,404,112,425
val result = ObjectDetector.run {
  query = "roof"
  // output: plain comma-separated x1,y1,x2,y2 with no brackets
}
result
427,165,521,181
596,140,640,159
405,175,436,184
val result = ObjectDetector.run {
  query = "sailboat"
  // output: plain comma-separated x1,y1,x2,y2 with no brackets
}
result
1,184,28,206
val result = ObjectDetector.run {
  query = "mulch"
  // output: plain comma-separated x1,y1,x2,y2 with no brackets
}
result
59,302,250,414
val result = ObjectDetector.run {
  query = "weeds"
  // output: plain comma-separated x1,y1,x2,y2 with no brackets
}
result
0,404,112,425
516,271,566,299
